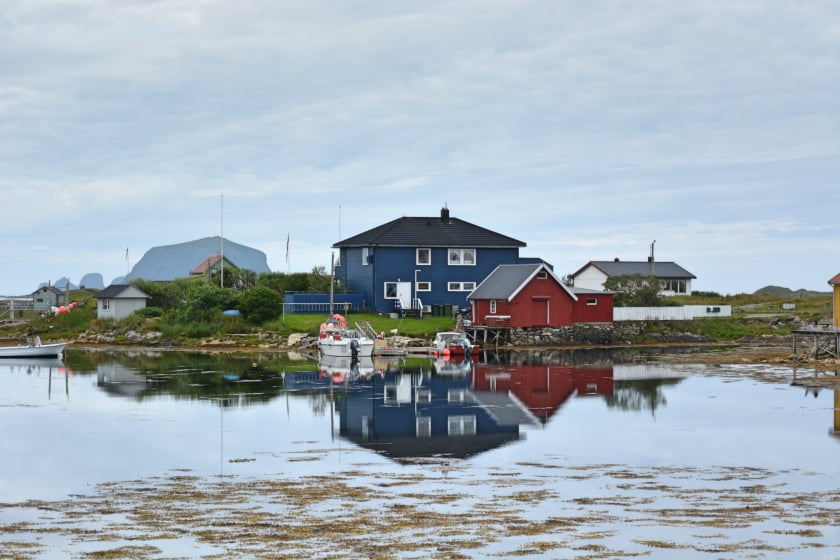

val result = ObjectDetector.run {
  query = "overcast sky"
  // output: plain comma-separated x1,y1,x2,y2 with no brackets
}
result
2,1,838,296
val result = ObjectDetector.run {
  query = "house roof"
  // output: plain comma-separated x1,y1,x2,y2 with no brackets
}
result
332,207,526,248
828,273,840,285
572,260,696,279
468,263,577,302
95,284,149,299
31,286,64,296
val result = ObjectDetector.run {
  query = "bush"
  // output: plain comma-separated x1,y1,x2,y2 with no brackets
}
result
239,285,283,324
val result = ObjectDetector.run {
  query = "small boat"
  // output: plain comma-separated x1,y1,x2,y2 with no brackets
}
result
432,331,479,357
318,314,375,358
0,337,66,359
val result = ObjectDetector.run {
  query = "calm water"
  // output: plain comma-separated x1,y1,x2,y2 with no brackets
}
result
1,347,838,558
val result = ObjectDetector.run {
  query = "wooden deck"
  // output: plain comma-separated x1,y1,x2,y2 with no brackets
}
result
791,328,840,359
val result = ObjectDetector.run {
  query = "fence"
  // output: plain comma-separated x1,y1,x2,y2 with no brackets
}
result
283,292,365,314
613,305,731,321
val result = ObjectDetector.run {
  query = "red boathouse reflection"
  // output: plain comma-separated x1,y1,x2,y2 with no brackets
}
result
472,363,614,423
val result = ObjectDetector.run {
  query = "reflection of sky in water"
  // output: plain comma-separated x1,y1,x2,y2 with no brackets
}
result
1,356,838,504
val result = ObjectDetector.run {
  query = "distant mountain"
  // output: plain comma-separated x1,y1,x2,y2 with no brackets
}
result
125,236,271,282
79,273,105,290
754,285,830,297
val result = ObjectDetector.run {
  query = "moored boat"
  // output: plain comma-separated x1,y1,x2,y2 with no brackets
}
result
0,337,65,359
318,314,375,358
432,331,479,357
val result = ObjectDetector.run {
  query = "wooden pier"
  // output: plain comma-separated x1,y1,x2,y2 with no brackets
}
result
791,328,840,359
465,325,511,349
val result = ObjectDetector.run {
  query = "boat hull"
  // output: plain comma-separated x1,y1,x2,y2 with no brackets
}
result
0,343,66,359
318,337,375,358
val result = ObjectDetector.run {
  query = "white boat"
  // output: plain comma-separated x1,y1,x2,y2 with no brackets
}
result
318,314,375,358
432,331,480,357
0,337,65,359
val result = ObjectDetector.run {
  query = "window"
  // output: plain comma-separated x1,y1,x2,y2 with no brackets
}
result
416,248,431,265
448,415,476,436
416,389,431,403
661,279,687,294
416,416,431,437
102,299,111,310
384,282,397,299
384,385,397,403
448,248,476,266
537,270,548,279
448,389,471,402
490,300,497,314
361,248,370,266
586,298,598,306
416,281,431,292
448,281,476,292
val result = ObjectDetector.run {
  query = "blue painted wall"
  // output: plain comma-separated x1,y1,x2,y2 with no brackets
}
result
335,246,522,313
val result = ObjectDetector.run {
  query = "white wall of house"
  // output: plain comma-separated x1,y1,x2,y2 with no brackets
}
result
97,286,149,321
573,266,608,291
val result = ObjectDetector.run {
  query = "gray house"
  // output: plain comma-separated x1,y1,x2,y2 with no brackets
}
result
32,286,67,311
95,284,150,320
571,259,696,296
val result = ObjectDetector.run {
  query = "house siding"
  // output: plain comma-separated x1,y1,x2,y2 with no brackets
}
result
337,246,521,313
573,294,614,322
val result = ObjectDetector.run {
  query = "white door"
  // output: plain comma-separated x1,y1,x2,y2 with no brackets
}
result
396,282,412,309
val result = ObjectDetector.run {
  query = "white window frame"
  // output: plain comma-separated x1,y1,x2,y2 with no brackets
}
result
490,300,497,314
447,389,471,402
102,299,111,310
586,298,598,306
416,248,431,265
448,248,476,266
447,281,476,292
416,389,431,403
416,281,431,292
384,282,398,299
362,247,370,266
448,415,476,436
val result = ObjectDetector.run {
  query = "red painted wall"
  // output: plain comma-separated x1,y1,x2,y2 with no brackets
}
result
471,275,597,327
572,293,614,323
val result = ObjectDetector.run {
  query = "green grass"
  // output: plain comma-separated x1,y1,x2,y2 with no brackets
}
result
267,312,458,338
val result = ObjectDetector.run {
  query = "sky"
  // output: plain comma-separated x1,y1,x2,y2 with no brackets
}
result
2,0,839,296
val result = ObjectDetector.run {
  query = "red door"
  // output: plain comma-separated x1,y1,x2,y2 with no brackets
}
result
531,298,549,326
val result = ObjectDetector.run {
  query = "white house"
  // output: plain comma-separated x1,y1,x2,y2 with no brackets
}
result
571,259,696,296
95,284,150,320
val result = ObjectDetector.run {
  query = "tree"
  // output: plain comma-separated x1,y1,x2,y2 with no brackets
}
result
603,273,662,307
239,285,283,324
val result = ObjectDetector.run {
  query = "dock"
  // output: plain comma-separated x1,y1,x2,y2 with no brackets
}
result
791,327,840,359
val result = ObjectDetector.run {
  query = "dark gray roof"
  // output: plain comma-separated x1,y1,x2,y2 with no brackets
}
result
469,263,576,301
574,260,695,279
95,284,149,299
333,209,526,248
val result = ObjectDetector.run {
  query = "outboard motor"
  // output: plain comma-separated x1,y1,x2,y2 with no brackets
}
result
350,338,360,360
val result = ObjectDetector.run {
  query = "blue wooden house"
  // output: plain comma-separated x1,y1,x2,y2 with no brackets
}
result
332,207,531,315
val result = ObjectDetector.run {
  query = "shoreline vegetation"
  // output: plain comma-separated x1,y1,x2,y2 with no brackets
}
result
2,289,839,367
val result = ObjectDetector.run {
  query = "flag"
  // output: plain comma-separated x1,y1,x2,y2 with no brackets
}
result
285,233,289,265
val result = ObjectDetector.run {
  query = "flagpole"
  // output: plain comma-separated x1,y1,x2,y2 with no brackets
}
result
220,194,224,288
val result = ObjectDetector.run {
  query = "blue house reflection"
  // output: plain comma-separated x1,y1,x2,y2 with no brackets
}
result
337,367,539,462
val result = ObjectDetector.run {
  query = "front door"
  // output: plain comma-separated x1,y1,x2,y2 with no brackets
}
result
396,282,412,310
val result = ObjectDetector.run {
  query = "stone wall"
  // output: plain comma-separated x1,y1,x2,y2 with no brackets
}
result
504,321,713,347
507,322,618,346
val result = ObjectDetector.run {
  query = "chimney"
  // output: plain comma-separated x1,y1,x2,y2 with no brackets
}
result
440,205,450,224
